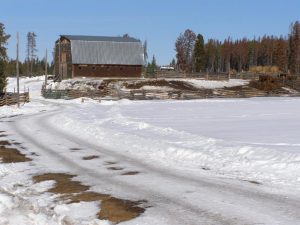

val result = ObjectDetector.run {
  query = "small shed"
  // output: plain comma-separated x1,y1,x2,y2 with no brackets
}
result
54,35,144,79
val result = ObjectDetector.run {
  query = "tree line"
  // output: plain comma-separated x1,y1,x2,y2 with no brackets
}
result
0,22,53,93
0,22,10,93
175,21,300,75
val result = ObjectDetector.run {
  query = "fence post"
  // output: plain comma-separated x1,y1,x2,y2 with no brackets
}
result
4,89,7,105
27,88,30,102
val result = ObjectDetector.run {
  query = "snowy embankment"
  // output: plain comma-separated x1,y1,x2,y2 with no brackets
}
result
47,79,103,91
49,98,300,188
172,78,248,89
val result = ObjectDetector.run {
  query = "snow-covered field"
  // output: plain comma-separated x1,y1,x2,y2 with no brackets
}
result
51,97,300,187
1,76,300,225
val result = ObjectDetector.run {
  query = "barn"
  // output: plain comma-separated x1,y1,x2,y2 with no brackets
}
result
54,35,144,80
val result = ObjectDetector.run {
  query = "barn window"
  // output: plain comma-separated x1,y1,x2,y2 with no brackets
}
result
79,66,82,70
120,67,123,71
92,66,96,70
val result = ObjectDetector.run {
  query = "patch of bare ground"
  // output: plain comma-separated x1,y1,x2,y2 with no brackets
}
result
0,140,11,146
0,142,32,163
201,167,211,171
245,180,262,185
33,173,89,194
13,142,22,146
108,167,123,171
121,171,140,176
123,79,200,91
224,85,246,91
249,75,282,91
0,134,8,138
70,147,82,151
33,173,146,223
31,152,39,156
105,161,117,165
82,155,99,160
97,198,146,223
68,191,110,203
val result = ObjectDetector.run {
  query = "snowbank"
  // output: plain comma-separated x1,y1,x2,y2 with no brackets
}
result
0,102,51,118
50,97,300,189
180,79,248,89
47,79,103,91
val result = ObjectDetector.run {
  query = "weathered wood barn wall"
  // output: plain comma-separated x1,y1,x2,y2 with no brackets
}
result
54,35,144,79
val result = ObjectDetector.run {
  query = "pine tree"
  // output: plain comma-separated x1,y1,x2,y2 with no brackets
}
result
175,29,196,72
193,34,205,72
0,22,10,94
289,21,300,74
143,40,148,66
274,37,288,72
151,55,157,68
170,58,176,67
26,32,37,76
222,38,232,73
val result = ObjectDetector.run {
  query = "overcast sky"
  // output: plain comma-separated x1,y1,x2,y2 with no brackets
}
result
1,0,300,65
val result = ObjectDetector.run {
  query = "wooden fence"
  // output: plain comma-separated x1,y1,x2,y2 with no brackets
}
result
0,92,30,107
118,88,275,100
155,71,261,80
42,88,115,100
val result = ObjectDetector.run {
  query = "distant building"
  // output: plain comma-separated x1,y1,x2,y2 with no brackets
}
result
160,66,175,71
54,35,144,80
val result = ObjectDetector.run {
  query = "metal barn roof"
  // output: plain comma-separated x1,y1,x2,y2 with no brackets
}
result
60,35,144,66
61,35,141,43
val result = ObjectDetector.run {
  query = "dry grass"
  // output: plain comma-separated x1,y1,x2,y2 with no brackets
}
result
249,75,282,91
0,140,11,146
69,191,110,203
33,173,89,194
0,143,32,163
33,173,146,223
98,198,146,223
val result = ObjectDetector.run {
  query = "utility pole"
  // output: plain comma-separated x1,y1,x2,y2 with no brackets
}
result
58,37,61,81
45,48,48,86
16,32,20,108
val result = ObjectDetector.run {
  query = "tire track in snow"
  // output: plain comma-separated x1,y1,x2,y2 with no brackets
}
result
9,110,238,225
7,102,300,225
